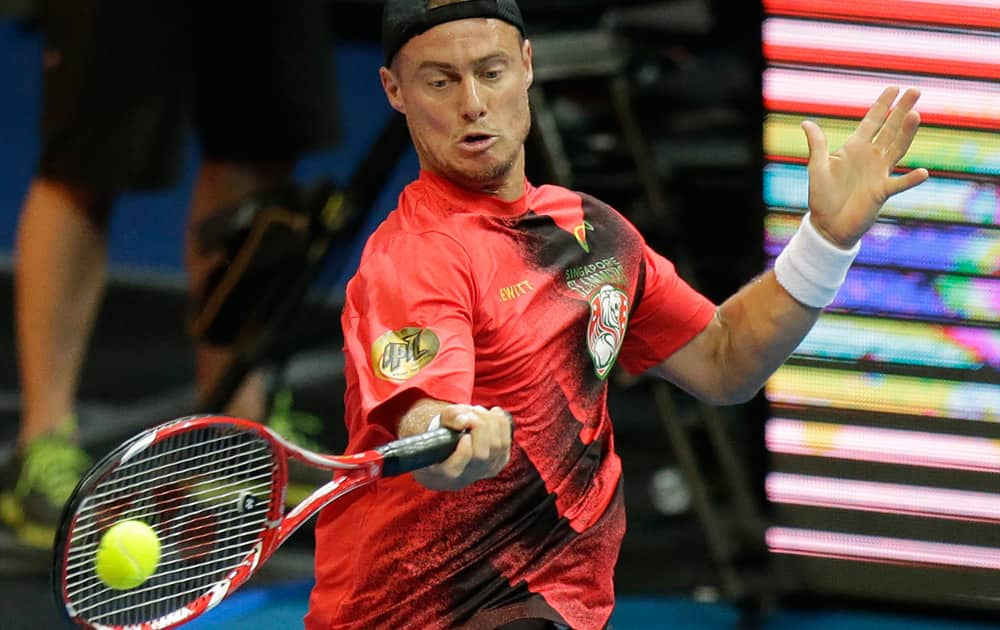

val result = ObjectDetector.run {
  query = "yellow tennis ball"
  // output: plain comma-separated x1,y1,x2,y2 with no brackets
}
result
94,520,161,590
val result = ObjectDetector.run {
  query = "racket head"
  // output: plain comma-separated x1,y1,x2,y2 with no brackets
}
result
52,415,293,629
53,414,463,629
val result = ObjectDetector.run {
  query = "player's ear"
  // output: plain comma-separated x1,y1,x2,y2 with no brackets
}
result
522,38,533,89
380,66,406,114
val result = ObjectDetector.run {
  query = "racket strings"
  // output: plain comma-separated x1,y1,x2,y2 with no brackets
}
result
69,533,265,614
66,508,267,595
62,425,279,627
70,461,273,540
77,437,267,510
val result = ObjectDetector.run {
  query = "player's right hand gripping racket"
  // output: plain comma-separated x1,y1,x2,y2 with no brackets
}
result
54,415,461,629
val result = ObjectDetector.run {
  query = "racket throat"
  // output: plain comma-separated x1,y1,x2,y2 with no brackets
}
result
279,472,375,539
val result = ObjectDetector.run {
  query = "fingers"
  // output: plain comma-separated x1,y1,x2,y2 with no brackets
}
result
491,406,515,439
875,90,925,198
469,406,512,476
798,84,927,242
801,119,830,173
873,87,922,156
430,404,513,487
807,86,922,168
441,433,474,474
886,167,930,197
885,110,922,164
855,85,901,143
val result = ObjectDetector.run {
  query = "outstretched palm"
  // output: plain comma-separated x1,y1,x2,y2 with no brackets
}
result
803,86,929,248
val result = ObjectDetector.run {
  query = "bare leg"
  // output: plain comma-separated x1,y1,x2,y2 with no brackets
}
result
14,179,113,445
186,161,294,421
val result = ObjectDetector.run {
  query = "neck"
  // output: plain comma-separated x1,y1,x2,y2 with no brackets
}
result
480,169,525,201
421,147,527,201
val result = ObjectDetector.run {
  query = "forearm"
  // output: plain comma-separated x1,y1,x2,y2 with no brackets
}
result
657,209,866,404
712,270,820,402
655,270,820,405
714,211,861,398
397,397,451,438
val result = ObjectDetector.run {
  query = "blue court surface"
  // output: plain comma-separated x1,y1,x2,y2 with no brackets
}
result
183,579,1000,630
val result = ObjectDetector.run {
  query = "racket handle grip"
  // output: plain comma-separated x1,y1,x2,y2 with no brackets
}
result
377,427,463,477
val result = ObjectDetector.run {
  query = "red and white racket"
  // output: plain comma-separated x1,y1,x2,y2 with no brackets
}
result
53,414,461,629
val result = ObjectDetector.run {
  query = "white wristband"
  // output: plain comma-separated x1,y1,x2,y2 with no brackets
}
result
773,212,860,308
427,414,441,431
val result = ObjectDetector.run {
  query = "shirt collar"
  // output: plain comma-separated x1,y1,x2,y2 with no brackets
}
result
415,169,534,218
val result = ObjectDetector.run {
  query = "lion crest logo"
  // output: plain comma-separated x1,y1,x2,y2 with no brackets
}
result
587,285,629,380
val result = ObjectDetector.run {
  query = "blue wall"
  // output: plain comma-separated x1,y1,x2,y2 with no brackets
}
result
0,21,417,287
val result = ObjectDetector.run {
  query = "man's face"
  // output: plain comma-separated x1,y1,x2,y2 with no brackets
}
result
380,18,533,199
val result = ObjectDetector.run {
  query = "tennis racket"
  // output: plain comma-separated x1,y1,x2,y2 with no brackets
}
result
53,414,461,629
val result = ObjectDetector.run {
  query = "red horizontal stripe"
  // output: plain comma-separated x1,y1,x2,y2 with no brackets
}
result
764,0,1000,29
765,43,1000,81
765,97,1000,131
766,155,810,167
765,156,955,181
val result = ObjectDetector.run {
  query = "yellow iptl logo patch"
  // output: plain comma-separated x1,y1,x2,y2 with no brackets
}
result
371,327,440,381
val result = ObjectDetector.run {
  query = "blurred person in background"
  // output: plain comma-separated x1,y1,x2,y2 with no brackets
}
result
0,0,340,548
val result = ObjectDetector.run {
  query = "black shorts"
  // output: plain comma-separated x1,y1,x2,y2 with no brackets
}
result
39,0,341,191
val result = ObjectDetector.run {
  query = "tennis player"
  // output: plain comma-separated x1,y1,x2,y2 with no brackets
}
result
305,1,929,628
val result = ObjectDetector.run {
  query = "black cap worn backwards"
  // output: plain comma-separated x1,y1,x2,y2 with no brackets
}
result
382,0,526,66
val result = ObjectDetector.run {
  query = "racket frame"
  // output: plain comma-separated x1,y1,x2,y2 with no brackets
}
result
54,414,457,630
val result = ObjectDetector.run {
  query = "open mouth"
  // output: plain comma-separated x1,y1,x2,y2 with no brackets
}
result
459,133,498,151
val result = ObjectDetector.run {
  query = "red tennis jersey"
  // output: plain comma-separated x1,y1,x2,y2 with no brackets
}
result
306,171,715,629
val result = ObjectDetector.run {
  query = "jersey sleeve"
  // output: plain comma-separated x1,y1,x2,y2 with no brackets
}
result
341,229,477,437
618,244,716,375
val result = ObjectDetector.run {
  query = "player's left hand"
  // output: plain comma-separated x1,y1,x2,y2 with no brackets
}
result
802,85,930,249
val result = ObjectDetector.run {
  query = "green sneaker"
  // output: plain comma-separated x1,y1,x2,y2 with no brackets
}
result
0,420,91,549
265,388,331,506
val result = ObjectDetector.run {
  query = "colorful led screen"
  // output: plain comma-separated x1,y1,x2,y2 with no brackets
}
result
761,0,1000,612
